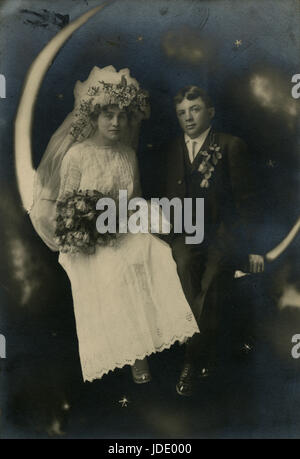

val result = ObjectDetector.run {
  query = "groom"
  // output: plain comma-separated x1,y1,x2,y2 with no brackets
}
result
160,86,264,396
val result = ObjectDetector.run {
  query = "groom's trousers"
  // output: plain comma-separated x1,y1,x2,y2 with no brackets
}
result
170,233,236,365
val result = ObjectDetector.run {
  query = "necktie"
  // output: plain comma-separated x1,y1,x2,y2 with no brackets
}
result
191,141,197,162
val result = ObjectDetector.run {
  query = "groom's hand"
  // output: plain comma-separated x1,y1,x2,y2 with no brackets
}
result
248,254,265,273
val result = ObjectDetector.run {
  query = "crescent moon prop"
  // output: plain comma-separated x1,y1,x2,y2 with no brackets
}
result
14,3,108,212
265,216,300,262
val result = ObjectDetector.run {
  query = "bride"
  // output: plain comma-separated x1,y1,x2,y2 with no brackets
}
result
29,65,199,384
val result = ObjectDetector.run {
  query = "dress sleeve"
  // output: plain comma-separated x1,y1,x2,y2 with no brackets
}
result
57,145,82,200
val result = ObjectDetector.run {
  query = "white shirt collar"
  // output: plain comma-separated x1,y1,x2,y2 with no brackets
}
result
184,127,211,162
184,126,211,146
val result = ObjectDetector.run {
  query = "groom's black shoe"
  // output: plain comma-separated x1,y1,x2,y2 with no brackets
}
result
197,366,211,380
176,363,196,397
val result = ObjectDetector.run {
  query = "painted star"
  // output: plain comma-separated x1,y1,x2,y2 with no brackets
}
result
62,402,70,411
234,39,242,47
119,396,130,407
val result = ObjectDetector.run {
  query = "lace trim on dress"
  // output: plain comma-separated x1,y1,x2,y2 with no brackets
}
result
81,328,200,382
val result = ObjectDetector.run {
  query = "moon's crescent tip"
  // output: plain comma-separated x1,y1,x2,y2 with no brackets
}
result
15,3,109,211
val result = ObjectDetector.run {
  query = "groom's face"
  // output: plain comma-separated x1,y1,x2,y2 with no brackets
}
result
176,96,215,138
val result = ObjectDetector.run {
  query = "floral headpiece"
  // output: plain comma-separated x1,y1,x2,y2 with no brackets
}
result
70,66,150,141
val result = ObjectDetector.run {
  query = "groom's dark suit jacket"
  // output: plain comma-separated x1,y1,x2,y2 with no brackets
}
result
160,129,258,262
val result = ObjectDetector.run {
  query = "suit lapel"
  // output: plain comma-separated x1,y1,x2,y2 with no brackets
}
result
180,136,194,174
166,136,187,198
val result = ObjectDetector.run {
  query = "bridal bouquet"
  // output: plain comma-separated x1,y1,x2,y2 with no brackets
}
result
54,190,118,254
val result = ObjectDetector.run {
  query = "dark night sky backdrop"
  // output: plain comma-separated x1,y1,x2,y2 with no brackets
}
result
0,0,300,438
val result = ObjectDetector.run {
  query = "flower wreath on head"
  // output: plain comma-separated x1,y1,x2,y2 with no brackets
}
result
30,66,149,252
70,66,150,141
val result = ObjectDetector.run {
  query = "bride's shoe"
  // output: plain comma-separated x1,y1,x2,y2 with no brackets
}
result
131,358,152,384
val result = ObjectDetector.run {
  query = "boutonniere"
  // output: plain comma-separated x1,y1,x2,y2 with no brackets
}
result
197,143,223,188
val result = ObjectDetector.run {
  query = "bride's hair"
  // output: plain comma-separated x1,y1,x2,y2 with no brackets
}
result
89,104,131,123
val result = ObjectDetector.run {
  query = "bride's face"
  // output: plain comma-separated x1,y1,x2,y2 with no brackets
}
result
96,105,128,144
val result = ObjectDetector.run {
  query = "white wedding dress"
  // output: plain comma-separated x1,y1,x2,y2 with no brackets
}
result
57,139,199,382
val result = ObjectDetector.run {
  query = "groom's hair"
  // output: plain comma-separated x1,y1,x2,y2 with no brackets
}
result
174,86,214,108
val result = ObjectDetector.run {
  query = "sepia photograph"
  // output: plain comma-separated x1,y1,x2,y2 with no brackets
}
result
0,0,300,441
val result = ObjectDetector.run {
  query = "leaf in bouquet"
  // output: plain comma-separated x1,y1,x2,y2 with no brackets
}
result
82,233,91,244
53,236,62,246
75,199,88,212
69,246,80,254
66,198,76,207
96,235,107,246
72,230,84,240
58,206,69,217
82,211,96,221
85,245,95,255
56,222,66,233
85,201,95,213
56,200,63,210
85,190,95,198
63,191,72,200
66,207,76,217
107,238,117,247
60,242,72,253
66,232,75,243
65,218,75,229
